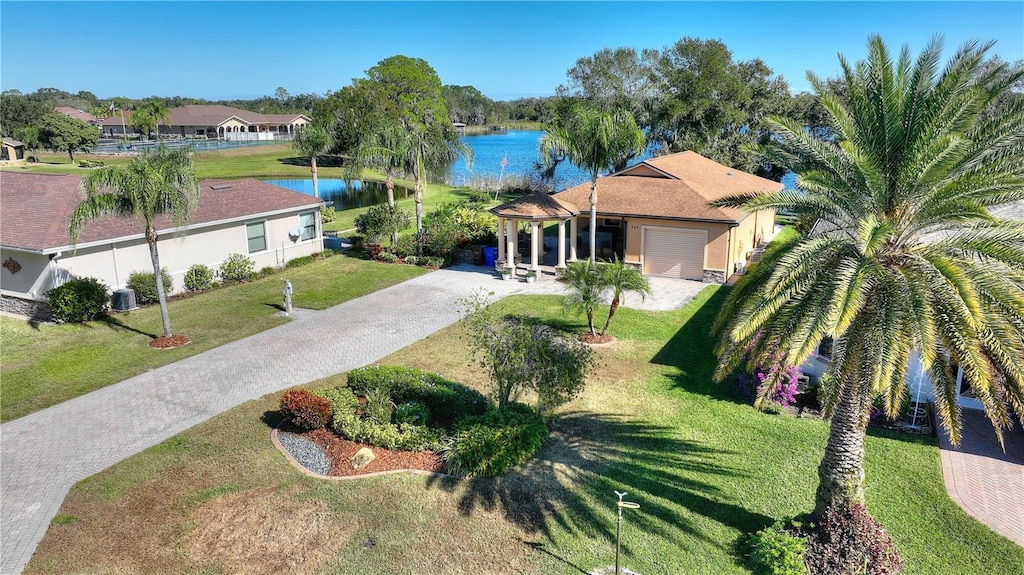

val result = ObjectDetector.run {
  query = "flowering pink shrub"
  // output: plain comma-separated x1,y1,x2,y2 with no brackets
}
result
736,333,802,410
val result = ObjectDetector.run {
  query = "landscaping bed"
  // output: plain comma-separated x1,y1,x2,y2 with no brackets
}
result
279,428,444,477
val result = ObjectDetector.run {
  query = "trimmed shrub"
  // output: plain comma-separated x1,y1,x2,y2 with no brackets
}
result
347,366,487,426
395,401,429,426
183,264,215,292
403,255,420,266
320,206,337,224
314,386,359,415
355,204,411,245
279,389,333,430
467,189,490,204
315,249,335,259
220,253,255,282
127,268,173,304
258,266,276,278
801,503,903,575
45,277,109,323
376,251,398,263
331,409,444,451
420,256,444,268
391,234,416,258
286,255,316,268
442,402,547,477
749,522,808,575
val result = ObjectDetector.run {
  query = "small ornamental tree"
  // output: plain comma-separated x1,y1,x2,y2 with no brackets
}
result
354,204,411,249
464,306,594,413
38,112,98,163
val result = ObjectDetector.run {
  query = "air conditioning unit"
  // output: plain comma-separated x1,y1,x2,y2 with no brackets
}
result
111,288,137,311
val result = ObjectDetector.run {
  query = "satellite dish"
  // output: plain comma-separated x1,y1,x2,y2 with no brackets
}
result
288,226,303,239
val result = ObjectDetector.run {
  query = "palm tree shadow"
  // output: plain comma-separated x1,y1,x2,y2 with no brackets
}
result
650,288,748,405
100,315,157,339
423,411,771,557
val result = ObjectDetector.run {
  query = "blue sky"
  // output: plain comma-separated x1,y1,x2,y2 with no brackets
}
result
2,1,1021,101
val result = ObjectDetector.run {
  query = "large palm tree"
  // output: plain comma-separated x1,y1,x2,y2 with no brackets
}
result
293,120,335,198
70,147,200,339
713,36,1024,517
540,104,646,262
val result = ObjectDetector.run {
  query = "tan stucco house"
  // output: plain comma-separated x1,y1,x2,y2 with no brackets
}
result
0,173,323,317
549,151,781,282
100,105,310,140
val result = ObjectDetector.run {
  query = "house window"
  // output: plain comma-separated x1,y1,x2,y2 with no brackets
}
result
817,336,834,359
246,222,267,253
300,212,316,241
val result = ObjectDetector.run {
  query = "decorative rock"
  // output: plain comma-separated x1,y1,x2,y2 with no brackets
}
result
351,447,376,469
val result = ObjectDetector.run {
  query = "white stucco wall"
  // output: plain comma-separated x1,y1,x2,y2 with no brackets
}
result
1,209,322,300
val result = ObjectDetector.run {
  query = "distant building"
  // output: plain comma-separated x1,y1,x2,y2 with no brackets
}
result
99,105,310,140
54,107,99,125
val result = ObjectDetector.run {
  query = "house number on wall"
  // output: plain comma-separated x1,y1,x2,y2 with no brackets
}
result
2,257,21,274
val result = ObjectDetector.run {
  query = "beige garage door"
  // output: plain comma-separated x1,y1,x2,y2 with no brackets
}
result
643,227,706,279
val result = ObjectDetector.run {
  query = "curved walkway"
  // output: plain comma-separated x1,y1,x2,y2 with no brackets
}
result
939,409,1024,547
0,264,707,575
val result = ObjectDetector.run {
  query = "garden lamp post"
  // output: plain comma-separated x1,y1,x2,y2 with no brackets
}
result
614,490,640,575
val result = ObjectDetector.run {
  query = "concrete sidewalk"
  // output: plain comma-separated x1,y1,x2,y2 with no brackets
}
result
0,264,709,574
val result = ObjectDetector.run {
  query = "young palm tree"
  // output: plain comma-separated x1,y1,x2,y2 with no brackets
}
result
562,260,605,336
131,99,171,140
713,36,1024,517
599,257,651,336
70,147,200,339
293,120,335,199
540,104,646,262
407,125,472,255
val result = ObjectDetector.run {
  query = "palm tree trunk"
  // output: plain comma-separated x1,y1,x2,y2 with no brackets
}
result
814,380,867,515
415,178,424,257
600,296,620,336
311,155,319,198
587,309,596,335
589,177,598,263
146,227,173,339
386,175,398,247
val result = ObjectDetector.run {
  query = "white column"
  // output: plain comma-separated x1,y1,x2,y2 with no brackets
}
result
496,217,506,265
569,217,579,262
557,219,567,268
506,219,517,271
530,221,540,272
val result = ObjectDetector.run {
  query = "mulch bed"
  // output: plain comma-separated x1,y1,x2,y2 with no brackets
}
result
300,428,444,477
148,335,191,349
579,333,614,345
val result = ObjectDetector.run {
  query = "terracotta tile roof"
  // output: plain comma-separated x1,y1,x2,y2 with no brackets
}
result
490,193,580,219
553,151,782,223
0,173,320,252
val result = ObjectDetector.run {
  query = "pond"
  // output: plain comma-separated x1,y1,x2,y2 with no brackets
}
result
264,178,412,211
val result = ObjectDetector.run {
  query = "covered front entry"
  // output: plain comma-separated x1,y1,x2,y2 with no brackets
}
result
642,227,706,279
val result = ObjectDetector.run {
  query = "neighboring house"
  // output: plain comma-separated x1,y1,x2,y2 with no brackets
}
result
0,173,323,317
54,106,99,125
99,105,310,140
1,138,25,162
551,151,781,281
799,200,1024,411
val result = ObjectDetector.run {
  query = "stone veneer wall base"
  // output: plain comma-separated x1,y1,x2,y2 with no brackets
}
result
0,294,55,322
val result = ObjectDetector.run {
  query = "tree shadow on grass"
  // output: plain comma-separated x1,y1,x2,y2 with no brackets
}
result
99,314,157,339
650,287,749,406
277,155,347,168
423,410,772,556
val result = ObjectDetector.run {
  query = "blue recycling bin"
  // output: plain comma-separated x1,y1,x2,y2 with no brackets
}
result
483,247,498,267
323,236,343,251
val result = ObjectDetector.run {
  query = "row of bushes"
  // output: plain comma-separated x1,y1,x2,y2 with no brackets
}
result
43,249,338,323
279,366,548,477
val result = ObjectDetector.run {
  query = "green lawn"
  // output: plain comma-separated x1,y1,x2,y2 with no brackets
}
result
0,254,425,423
24,289,1024,575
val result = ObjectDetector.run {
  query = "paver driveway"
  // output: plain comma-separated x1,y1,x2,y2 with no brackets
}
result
0,264,706,575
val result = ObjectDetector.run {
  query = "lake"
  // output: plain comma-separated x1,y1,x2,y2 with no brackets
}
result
269,130,795,210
